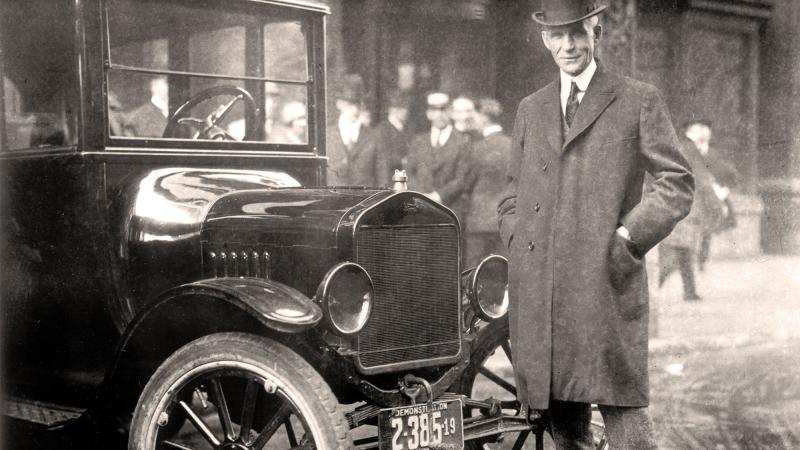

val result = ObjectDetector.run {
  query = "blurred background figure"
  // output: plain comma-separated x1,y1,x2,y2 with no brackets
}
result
270,101,307,144
684,119,740,271
451,95,479,141
228,82,282,141
658,126,724,301
373,90,411,182
326,74,383,186
463,97,510,267
407,91,471,219
125,75,169,138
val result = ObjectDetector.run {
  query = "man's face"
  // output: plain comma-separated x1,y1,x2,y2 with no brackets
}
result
452,98,476,132
336,99,361,121
150,77,169,103
426,106,451,130
686,124,712,154
541,21,600,76
388,106,409,124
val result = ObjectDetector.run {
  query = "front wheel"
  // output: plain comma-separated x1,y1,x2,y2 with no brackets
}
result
129,332,352,450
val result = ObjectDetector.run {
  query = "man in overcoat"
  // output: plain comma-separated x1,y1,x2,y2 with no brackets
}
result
373,90,412,182
327,74,384,186
408,92,471,220
463,97,510,267
497,1,695,448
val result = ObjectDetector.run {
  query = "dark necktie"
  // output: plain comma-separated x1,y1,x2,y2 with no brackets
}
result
565,81,580,128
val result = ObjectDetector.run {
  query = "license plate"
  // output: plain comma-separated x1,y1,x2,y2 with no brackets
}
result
378,399,464,450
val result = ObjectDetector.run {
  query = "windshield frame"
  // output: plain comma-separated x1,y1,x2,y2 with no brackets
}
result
100,0,328,155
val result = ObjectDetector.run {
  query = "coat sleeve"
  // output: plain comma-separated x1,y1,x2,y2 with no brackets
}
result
620,88,695,254
497,102,526,249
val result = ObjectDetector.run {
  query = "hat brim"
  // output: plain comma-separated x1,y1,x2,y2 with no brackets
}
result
532,5,607,27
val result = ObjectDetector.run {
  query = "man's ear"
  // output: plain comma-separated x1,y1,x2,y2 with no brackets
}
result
541,31,551,50
594,24,603,42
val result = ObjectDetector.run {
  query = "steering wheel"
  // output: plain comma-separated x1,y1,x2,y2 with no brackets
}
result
162,85,258,140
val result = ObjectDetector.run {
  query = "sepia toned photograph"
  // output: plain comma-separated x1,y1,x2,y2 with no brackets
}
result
0,0,798,448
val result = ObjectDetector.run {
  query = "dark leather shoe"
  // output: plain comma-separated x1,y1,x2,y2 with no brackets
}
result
684,293,702,301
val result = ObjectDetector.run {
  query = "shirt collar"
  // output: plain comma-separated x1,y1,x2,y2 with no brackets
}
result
388,115,404,132
151,96,169,117
560,58,597,98
483,124,502,137
431,124,453,147
338,114,361,135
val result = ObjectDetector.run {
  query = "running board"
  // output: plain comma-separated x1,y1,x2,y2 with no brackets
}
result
2,397,84,427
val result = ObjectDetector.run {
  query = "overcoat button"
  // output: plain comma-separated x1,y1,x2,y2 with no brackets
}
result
534,202,540,212
527,241,535,251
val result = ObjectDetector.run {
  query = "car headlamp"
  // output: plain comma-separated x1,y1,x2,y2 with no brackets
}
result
467,255,509,321
316,262,374,335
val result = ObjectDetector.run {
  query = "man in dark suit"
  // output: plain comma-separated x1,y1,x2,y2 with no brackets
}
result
372,91,411,183
125,76,169,138
408,92,471,220
497,1,694,448
326,74,384,186
463,98,510,267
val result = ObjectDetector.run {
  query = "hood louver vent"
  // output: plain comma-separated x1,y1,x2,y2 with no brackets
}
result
205,247,271,279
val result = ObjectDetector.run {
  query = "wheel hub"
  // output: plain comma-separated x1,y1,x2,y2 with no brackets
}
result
221,443,249,450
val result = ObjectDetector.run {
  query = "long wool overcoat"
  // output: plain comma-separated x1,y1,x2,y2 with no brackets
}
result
497,64,694,409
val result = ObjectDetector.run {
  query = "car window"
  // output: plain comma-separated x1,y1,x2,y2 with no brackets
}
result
106,0,311,145
1,0,78,151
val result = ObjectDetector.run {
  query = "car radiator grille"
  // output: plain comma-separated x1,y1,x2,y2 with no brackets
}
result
355,224,460,372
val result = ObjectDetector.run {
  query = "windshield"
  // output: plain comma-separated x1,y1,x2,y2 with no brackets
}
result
106,0,313,146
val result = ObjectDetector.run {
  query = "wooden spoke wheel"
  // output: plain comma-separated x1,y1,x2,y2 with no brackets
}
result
129,333,351,450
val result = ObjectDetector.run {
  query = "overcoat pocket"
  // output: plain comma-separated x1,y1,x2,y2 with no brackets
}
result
607,232,642,291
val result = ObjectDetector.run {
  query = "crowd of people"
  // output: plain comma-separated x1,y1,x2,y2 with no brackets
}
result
325,74,511,267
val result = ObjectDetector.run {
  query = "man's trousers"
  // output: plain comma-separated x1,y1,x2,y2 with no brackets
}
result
548,399,658,450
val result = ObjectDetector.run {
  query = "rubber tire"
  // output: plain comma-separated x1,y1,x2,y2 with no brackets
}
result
128,332,353,450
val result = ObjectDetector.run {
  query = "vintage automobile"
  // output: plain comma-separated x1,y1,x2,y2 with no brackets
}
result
0,0,606,449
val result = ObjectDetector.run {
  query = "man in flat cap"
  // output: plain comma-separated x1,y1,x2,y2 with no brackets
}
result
497,1,695,448
408,91,471,220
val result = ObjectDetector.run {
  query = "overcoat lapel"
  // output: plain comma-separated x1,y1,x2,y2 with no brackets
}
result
562,66,617,153
542,81,563,156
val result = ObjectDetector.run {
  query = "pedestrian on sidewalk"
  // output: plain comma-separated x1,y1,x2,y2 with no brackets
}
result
658,121,725,299
497,1,694,448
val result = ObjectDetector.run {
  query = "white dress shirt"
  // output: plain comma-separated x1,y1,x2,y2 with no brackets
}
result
559,58,597,116
430,124,453,148
338,115,361,147
482,124,503,137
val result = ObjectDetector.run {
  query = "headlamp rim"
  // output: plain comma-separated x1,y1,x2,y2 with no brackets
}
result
317,262,374,335
469,254,509,321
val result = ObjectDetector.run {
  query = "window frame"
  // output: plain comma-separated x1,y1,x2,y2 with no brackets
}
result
100,0,327,155
0,0,81,155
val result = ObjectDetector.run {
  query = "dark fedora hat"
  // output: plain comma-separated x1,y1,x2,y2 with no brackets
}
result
532,0,607,27
338,73,366,103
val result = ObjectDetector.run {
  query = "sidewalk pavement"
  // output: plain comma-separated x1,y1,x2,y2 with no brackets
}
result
648,252,800,352
646,252,800,449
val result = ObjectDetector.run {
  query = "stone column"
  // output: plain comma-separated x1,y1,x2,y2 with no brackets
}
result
758,0,800,253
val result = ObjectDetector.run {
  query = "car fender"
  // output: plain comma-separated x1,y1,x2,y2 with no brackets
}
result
153,277,323,333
